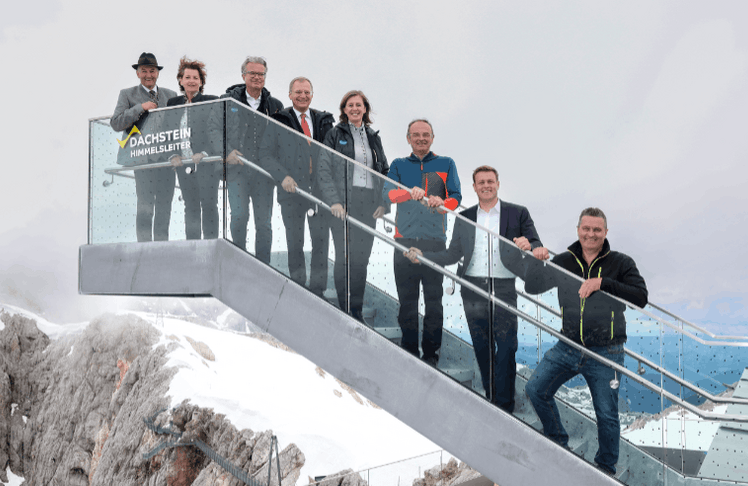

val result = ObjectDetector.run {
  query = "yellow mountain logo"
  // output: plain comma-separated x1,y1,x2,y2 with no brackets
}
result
117,126,141,148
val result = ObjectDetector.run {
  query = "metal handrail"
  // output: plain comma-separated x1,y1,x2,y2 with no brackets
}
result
513,290,748,406
95,103,747,343
96,104,748,343
235,154,748,421
542,247,748,343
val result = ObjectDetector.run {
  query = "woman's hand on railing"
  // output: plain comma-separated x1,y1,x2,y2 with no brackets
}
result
169,155,183,167
330,203,346,220
191,153,205,164
532,247,550,260
372,206,386,219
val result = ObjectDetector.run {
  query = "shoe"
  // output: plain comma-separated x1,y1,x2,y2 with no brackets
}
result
424,356,439,367
594,463,616,477
350,308,366,323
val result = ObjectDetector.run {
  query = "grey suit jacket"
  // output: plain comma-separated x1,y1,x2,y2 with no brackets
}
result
111,84,178,133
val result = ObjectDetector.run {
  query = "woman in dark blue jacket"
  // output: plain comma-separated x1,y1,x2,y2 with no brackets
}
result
168,57,220,240
317,90,389,320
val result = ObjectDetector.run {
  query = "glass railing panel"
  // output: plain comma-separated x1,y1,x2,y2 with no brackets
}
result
90,102,748,484
90,101,226,244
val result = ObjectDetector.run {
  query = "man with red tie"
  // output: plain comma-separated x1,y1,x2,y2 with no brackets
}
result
259,77,335,296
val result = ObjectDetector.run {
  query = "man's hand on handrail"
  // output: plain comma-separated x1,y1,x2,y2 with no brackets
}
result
330,203,346,220
226,149,244,165
410,186,426,201
404,247,423,264
281,176,297,193
513,236,550,261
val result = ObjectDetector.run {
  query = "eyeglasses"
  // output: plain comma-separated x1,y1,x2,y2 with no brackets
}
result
244,71,266,78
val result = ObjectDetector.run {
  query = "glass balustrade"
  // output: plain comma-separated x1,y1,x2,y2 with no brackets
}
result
91,101,227,244
89,98,748,484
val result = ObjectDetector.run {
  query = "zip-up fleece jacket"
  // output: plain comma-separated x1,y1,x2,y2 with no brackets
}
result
382,151,462,241
524,239,648,347
318,122,390,211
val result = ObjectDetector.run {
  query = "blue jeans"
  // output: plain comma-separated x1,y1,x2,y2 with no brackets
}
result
525,340,624,474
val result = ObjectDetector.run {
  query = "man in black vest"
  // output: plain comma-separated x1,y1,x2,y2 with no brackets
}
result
259,77,334,296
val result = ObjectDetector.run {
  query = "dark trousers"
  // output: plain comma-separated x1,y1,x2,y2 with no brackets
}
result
134,167,175,242
228,165,274,263
393,238,446,359
176,164,220,240
462,276,518,412
280,198,330,295
328,188,379,314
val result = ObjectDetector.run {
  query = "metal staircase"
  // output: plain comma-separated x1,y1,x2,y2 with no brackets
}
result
83,99,748,486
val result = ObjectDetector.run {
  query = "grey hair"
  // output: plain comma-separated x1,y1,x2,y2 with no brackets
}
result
407,119,434,137
289,76,313,93
241,56,267,75
578,207,607,228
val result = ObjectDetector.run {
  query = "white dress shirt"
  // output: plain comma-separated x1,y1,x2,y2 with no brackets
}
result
293,108,313,139
464,201,515,278
245,90,261,110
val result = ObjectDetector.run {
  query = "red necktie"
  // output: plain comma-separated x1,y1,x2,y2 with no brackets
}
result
301,113,312,174
301,113,312,137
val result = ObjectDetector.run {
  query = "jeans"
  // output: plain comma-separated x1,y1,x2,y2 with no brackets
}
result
461,277,518,412
227,164,274,263
525,340,624,474
393,238,446,360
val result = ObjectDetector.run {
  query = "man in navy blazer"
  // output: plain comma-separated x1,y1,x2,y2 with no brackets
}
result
111,52,178,242
259,77,335,296
406,165,549,412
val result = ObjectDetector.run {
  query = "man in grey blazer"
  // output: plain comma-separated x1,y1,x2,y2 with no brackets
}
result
111,52,178,242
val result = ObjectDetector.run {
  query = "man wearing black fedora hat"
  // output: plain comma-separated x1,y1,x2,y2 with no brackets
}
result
112,52,178,242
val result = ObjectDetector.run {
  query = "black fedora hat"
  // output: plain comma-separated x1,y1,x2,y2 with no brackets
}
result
132,52,164,70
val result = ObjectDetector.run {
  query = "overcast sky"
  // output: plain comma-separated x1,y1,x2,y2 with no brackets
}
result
1,0,747,328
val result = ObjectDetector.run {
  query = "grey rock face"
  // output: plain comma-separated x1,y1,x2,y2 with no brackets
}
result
0,311,313,486
413,458,481,486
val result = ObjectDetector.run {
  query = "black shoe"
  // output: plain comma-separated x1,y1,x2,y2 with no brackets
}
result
595,463,616,477
424,355,439,367
350,308,366,323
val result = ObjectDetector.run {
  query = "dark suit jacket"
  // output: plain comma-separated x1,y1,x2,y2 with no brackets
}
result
259,107,335,203
165,94,221,164
424,201,543,278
